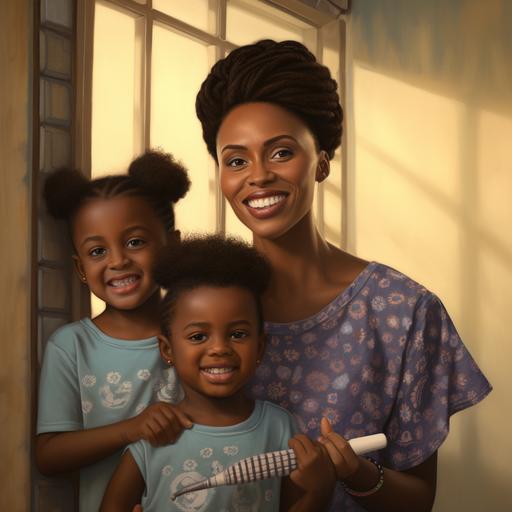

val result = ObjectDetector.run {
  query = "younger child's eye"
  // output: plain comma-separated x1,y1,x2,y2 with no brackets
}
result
127,238,145,248
189,333,207,343
89,247,106,258
231,330,248,340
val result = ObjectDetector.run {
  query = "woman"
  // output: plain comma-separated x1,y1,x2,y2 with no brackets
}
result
195,40,491,511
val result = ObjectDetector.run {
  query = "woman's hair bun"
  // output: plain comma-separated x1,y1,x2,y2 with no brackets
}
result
43,167,90,219
128,150,191,203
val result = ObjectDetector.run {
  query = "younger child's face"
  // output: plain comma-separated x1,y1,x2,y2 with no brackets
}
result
162,286,264,402
72,195,169,311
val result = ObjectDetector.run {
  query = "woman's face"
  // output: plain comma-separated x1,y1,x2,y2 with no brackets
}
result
216,102,328,240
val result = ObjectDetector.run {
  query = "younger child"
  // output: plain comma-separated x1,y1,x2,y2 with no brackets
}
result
101,235,336,511
37,151,192,512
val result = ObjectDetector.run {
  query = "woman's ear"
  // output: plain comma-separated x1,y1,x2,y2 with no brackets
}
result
72,255,87,284
158,334,174,365
315,151,330,183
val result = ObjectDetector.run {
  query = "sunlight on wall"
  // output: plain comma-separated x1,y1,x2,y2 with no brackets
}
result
91,2,144,176
352,65,463,305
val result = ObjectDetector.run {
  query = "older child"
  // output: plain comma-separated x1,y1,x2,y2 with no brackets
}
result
37,151,192,512
101,235,336,511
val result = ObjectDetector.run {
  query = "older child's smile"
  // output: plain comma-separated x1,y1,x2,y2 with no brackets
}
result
108,273,141,293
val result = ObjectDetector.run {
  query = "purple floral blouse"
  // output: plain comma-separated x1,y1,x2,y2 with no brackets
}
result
250,262,492,511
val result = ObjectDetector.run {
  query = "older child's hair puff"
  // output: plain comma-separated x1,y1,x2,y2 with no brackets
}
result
154,234,271,334
196,39,343,162
43,150,190,231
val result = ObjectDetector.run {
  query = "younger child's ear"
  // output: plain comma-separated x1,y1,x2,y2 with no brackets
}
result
158,334,174,365
72,255,87,284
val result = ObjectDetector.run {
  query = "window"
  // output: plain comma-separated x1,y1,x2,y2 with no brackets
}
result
78,0,345,314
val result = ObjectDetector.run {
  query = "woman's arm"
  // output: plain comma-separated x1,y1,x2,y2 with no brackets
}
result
280,434,336,512
36,402,192,474
319,418,437,512
100,451,146,512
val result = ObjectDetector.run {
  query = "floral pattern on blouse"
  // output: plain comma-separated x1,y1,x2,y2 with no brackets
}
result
250,262,491,512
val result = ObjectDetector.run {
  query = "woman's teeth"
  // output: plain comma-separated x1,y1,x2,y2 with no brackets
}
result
110,276,138,287
247,195,285,209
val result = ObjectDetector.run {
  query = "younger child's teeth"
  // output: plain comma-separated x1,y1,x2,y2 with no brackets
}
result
203,367,233,374
247,195,285,209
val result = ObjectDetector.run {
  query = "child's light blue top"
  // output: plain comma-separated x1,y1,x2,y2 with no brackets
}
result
130,400,299,512
37,318,181,512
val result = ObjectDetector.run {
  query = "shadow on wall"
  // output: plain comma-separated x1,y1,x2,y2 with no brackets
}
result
347,0,512,511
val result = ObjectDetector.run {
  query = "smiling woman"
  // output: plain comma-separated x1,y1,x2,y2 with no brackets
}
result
195,39,492,512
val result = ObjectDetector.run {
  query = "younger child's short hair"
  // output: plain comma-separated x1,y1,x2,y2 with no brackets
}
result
154,235,272,336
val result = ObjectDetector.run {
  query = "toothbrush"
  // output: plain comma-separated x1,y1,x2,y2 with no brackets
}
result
172,432,387,500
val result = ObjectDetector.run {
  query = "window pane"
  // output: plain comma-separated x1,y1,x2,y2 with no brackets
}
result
151,24,214,233
92,2,144,176
153,0,214,34
226,0,315,49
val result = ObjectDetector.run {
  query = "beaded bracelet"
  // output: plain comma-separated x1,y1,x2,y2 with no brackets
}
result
342,457,384,497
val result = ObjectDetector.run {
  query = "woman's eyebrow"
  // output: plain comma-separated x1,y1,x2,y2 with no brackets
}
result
220,135,297,154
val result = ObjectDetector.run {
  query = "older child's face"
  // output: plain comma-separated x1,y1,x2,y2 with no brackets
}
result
216,102,329,240
163,286,264,402
72,195,168,311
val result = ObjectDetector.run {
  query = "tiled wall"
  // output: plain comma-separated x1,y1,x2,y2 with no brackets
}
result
34,0,77,509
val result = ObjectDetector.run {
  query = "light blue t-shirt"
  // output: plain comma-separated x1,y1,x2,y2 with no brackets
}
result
37,318,181,512
129,400,298,512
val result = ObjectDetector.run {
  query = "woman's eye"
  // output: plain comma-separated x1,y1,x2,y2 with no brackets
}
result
271,148,293,160
89,247,105,258
231,330,248,340
127,238,145,248
189,333,207,343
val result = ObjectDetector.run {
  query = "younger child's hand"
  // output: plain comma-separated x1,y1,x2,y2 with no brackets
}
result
318,417,360,481
288,434,336,498
127,402,192,446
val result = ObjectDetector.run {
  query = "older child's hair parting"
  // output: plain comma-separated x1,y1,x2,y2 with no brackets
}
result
195,39,343,162
154,235,272,336
43,150,191,231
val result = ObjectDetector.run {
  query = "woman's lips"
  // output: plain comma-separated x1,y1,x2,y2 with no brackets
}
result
243,193,288,219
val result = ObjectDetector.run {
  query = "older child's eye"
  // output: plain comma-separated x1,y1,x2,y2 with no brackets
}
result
127,238,145,249
89,247,105,258
226,157,247,168
231,330,248,340
189,333,207,343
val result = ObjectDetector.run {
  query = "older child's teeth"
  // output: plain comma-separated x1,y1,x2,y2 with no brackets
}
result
110,276,138,287
247,195,285,209
202,367,233,374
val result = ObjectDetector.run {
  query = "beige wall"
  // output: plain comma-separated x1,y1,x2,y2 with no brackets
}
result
345,0,511,510
0,0,32,510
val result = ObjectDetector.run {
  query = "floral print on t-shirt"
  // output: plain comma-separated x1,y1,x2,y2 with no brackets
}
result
250,262,491,512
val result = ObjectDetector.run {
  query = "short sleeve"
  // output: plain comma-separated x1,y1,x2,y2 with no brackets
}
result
37,338,83,433
384,293,492,470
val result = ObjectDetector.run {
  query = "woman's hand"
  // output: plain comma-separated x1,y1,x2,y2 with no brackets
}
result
318,417,361,481
126,402,192,446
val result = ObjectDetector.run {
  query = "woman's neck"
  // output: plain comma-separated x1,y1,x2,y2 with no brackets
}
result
93,290,162,340
254,213,367,322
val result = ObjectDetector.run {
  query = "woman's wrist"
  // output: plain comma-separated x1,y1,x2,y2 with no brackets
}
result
341,456,382,493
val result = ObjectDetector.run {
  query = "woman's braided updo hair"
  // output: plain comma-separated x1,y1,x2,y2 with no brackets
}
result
43,150,191,232
196,39,343,162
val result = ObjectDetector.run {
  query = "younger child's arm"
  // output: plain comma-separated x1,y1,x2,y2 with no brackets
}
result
36,402,192,475
100,451,145,512
280,434,336,512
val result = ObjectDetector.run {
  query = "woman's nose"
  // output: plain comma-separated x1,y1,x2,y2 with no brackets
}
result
248,160,276,187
